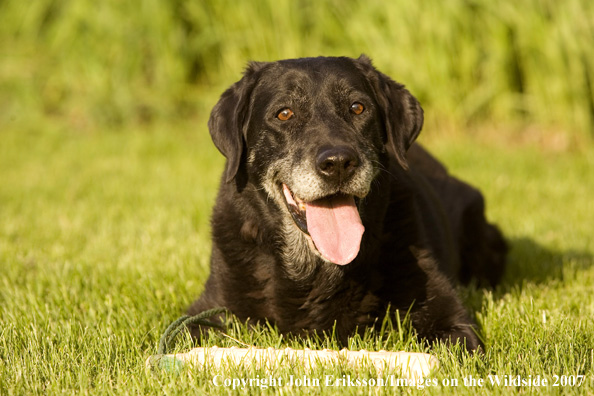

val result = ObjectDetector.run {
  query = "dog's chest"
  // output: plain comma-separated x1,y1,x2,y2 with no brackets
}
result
270,274,387,334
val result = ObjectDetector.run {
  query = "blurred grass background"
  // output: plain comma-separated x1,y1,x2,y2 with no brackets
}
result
1,0,593,142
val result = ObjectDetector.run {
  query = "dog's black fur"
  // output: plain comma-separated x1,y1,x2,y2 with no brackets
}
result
188,55,507,352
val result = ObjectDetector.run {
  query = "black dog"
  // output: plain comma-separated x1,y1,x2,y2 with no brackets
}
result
188,55,506,352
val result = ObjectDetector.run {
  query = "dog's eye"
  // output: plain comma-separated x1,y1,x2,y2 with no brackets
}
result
350,102,365,115
277,108,294,121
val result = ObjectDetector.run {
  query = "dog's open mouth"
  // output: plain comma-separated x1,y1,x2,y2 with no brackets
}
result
282,184,365,265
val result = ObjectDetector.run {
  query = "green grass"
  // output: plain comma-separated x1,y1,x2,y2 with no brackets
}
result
1,0,593,139
1,123,593,395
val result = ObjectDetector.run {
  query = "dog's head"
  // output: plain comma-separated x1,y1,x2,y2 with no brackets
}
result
209,55,423,266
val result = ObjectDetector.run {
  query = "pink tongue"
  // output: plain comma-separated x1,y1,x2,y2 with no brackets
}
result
305,195,365,265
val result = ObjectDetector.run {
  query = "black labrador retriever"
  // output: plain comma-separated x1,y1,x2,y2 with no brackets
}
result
188,55,507,352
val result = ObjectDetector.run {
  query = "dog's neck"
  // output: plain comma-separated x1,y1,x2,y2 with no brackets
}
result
278,216,346,282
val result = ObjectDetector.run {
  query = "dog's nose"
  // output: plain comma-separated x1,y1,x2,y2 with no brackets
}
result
315,146,360,183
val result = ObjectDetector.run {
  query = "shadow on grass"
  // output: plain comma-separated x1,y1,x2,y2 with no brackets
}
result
497,237,593,291
461,236,593,316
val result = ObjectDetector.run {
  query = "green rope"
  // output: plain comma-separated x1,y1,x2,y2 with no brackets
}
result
157,307,228,355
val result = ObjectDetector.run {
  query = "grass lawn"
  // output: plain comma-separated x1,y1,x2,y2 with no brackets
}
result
1,122,593,395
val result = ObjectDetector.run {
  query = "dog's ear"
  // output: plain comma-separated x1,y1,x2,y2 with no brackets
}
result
209,62,266,182
355,55,424,169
